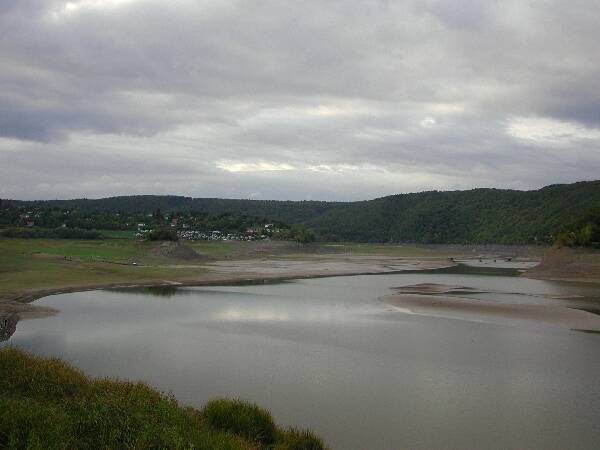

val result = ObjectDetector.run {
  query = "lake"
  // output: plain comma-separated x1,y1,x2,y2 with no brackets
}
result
4,265,600,449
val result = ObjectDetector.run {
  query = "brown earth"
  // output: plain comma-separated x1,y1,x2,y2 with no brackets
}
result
146,241,206,260
525,244,600,283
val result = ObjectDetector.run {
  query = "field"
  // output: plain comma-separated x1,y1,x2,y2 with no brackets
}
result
0,239,199,301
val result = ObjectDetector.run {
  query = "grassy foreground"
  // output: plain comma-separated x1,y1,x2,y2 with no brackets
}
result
0,347,326,450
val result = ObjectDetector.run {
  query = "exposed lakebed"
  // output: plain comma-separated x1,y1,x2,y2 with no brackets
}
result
4,263,600,449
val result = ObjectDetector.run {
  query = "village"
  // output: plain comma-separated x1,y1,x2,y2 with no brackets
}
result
135,220,279,241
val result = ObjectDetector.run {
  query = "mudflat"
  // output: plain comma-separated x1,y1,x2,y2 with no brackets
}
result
383,283,600,331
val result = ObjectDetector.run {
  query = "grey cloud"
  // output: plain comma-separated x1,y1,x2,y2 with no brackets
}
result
1,0,599,200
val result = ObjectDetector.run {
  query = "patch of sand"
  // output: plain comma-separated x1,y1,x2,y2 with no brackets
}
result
205,256,453,279
383,293,600,331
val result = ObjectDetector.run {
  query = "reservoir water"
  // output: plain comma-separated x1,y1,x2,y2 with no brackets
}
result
4,266,600,449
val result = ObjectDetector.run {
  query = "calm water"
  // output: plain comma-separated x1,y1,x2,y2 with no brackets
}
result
4,267,600,449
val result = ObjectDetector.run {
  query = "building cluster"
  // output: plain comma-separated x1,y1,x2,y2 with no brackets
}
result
135,223,279,241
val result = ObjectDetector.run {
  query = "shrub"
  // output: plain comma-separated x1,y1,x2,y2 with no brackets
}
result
146,228,179,241
202,398,277,446
275,427,328,450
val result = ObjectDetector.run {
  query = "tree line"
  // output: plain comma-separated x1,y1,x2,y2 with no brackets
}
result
3,180,600,245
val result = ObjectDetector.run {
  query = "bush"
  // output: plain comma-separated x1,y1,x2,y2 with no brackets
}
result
146,228,179,241
0,397,74,449
275,427,328,450
202,398,277,446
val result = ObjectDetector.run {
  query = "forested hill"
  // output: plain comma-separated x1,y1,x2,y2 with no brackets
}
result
7,180,600,244
306,181,600,243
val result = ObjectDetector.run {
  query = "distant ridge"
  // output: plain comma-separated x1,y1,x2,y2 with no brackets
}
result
6,180,600,244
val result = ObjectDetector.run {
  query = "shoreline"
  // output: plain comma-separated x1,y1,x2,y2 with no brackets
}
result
4,255,600,317
1,255,456,319
3,247,600,336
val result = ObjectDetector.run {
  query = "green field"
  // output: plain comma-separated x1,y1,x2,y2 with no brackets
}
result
97,229,137,239
0,238,208,301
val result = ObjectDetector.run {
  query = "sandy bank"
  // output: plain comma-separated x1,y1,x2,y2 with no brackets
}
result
383,293,600,332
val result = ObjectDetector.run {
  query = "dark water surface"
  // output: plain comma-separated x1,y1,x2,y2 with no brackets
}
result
5,268,600,449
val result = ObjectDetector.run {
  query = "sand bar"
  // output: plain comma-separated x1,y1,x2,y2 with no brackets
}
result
383,293,600,331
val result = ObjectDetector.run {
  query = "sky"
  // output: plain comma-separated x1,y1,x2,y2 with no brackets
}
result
1,0,599,201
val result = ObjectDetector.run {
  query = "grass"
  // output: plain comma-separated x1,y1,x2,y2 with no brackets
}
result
0,238,148,261
0,347,327,450
97,229,137,239
0,238,209,301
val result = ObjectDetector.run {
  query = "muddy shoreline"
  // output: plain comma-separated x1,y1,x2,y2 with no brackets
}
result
0,256,456,323
3,249,599,338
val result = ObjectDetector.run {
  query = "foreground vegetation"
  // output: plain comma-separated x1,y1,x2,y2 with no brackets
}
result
6,179,600,244
0,348,326,449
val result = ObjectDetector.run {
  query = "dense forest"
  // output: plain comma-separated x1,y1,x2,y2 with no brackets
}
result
3,180,600,245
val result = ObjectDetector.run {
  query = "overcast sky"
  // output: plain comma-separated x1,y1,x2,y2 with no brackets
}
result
1,0,599,201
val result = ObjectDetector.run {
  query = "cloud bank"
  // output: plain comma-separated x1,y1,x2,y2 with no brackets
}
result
1,0,599,200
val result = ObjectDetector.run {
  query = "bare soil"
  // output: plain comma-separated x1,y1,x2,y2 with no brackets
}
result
525,244,600,283
146,241,206,260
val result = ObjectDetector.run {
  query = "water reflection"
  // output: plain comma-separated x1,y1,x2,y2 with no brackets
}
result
110,285,180,298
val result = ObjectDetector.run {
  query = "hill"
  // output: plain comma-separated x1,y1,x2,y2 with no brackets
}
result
5,180,600,244
307,181,600,243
